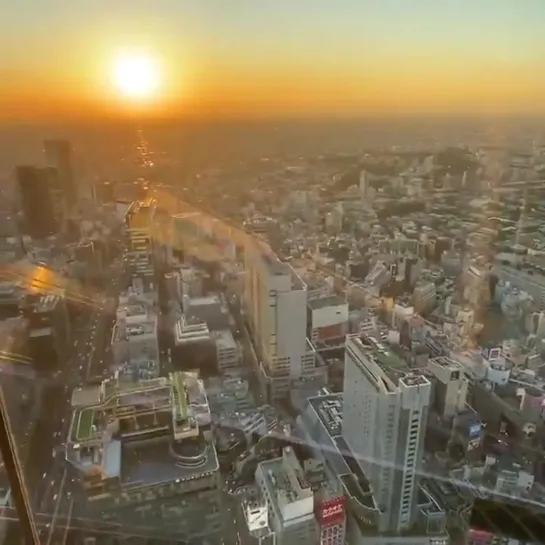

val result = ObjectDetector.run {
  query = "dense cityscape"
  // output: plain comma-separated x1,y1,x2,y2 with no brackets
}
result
0,134,544,545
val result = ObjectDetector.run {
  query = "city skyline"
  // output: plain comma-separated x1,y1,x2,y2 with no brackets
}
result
2,0,545,121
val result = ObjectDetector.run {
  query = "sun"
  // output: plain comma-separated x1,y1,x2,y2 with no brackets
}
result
113,51,161,100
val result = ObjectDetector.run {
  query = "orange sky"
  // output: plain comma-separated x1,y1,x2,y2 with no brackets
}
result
1,1,545,120
2,61,544,122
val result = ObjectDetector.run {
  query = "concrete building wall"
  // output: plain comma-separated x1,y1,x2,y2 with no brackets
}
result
343,337,430,533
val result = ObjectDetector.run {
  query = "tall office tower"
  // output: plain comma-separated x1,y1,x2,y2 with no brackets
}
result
125,198,156,285
16,166,58,239
152,206,173,266
44,139,76,207
244,243,316,400
342,334,431,534
42,166,67,229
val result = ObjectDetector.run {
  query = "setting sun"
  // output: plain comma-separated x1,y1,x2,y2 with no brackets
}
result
112,51,161,100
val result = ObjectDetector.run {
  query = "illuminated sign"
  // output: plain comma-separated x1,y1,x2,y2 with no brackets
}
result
467,529,493,545
469,423,482,437
322,504,343,519
320,497,345,525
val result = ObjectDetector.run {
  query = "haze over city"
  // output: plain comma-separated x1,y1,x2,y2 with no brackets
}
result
3,2,545,545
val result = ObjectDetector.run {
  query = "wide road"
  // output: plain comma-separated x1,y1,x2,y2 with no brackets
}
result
221,484,245,545
36,262,125,545
0,258,124,544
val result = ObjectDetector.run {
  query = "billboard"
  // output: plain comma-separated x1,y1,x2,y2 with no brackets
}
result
469,423,482,438
484,347,501,362
319,497,345,526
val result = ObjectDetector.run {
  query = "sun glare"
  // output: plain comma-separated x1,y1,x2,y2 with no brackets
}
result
113,51,161,100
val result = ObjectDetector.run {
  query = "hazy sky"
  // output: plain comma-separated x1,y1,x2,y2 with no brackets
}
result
2,0,545,119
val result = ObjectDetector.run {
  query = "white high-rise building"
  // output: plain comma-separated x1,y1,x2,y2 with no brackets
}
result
342,334,431,533
245,243,317,400
125,198,156,281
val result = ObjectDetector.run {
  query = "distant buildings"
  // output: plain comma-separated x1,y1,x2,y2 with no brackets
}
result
44,139,76,207
16,166,59,239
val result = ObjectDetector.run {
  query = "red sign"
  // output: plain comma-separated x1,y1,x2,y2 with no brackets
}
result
467,529,493,545
319,497,345,526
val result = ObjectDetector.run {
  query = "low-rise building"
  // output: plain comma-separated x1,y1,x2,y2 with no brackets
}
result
308,295,349,345
111,293,158,366
172,315,217,377
212,329,240,371
256,446,346,545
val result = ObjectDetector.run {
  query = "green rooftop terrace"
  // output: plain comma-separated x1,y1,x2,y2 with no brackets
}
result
76,408,95,441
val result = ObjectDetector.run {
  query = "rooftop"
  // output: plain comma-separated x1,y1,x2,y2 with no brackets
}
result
189,295,221,307
211,329,237,351
308,295,347,310
243,501,270,536
68,372,209,444
121,439,219,487
259,447,315,524
67,372,216,489
29,326,53,337
125,303,147,317
308,393,343,439
429,356,464,370
260,252,293,277
174,315,211,345
347,334,431,392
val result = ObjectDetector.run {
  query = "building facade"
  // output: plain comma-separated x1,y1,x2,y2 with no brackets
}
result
66,371,223,543
44,139,76,207
343,335,431,533
244,245,318,400
17,166,58,239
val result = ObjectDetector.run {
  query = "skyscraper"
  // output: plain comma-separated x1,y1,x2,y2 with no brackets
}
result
44,139,76,207
16,166,58,239
342,334,431,533
244,242,318,400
